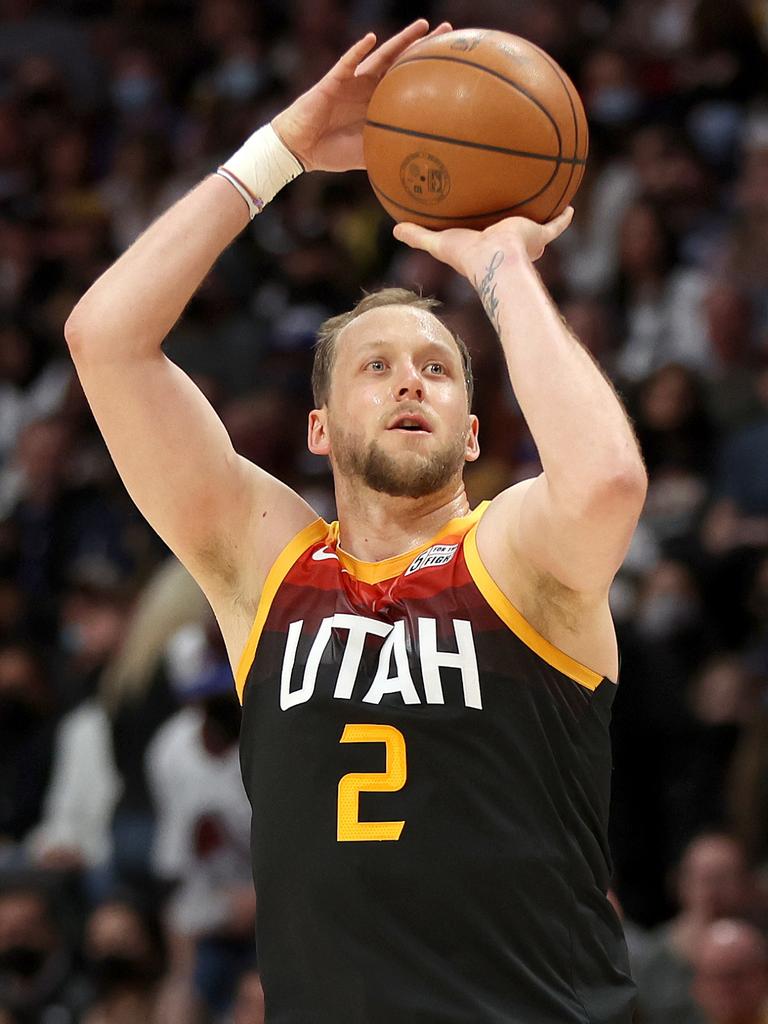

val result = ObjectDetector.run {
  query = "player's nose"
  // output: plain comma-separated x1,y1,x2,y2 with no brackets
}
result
394,360,423,399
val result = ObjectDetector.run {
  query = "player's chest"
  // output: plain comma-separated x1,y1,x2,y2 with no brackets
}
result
257,569,484,713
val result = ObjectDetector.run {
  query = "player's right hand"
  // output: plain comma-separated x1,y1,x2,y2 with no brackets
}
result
271,20,451,174
393,207,575,279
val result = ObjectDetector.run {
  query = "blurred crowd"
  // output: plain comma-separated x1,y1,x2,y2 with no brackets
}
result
2,0,768,1020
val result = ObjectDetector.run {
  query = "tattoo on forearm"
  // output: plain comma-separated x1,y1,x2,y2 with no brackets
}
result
475,251,505,337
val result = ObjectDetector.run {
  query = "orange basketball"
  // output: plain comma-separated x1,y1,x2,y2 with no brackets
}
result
363,28,588,229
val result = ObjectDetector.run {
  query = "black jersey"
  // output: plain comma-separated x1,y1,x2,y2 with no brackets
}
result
237,503,636,1023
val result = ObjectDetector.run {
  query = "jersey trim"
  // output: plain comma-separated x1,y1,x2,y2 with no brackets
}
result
463,522,604,691
328,502,489,584
235,517,328,702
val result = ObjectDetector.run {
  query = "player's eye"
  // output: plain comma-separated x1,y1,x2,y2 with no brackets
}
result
426,362,445,374
366,359,386,371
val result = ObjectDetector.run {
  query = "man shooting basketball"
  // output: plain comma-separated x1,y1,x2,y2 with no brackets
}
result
66,19,643,1023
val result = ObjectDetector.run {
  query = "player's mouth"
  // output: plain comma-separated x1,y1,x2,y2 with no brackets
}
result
387,413,432,435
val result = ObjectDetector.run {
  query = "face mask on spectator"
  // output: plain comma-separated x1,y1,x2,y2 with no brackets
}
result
111,74,158,112
58,622,84,654
0,693,40,730
589,86,641,125
87,953,154,990
215,57,263,100
0,944,48,978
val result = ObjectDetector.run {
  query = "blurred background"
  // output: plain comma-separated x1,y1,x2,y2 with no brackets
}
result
1,0,768,1020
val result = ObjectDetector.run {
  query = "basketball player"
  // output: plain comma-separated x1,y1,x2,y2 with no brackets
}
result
65,19,644,1023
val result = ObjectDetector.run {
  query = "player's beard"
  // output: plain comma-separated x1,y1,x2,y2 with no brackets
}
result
331,423,467,499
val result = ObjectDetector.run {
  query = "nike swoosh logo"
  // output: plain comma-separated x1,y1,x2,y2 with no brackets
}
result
311,546,339,562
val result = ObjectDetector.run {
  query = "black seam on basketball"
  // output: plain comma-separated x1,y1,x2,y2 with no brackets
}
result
389,54,563,162
371,161,561,222
529,42,580,220
365,120,586,165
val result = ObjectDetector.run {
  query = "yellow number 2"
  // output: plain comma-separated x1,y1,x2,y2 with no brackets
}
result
337,724,407,842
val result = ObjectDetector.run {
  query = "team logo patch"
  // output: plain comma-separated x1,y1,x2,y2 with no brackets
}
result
404,543,459,576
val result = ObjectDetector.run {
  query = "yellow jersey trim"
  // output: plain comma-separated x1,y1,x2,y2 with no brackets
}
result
463,522,604,692
235,517,328,702
328,502,490,584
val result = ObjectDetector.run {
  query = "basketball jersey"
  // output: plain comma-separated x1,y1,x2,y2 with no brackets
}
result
237,503,636,1023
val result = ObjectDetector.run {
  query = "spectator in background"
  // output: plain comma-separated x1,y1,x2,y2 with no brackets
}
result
678,655,761,841
147,632,253,1018
25,687,120,882
98,132,179,254
729,690,768,866
103,556,209,889
559,294,617,369
701,366,768,647
703,367,768,558
723,122,768,294
0,414,139,639
634,363,713,480
609,557,711,920
683,0,768,108
691,919,768,1024
0,879,86,1024
0,415,75,631
701,281,762,430
633,363,713,554
0,640,55,864
632,832,755,1024
0,318,70,466
613,200,709,383
231,968,264,1024
81,897,165,1024
52,564,132,713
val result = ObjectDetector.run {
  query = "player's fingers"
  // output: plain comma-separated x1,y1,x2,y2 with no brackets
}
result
355,19,429,78
544,206,574,242
333,33,378,77
421,21,453,42
383,20,452,68
392,221,439,255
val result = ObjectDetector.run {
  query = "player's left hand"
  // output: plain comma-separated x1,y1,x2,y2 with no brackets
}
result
272,20,452,173
392,207,574,278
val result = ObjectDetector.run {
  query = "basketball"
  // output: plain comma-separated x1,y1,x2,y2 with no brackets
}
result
363,28,588,229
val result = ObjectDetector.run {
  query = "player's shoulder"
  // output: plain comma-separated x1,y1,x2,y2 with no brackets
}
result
201,460,319,603
471,478,545,608
476,475,605,608
475,478,618,682
242,477,320,588
474,477,535,555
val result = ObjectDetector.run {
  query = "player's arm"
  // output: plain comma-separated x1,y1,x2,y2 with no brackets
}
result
65,176,315,595
65,20,448,598
394,213,647,596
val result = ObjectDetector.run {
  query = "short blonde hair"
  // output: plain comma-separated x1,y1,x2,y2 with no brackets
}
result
312,288,474,409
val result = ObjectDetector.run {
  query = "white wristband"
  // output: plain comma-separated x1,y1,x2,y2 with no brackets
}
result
217,123,304,219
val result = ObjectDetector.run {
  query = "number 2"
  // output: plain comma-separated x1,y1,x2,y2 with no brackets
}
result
337,724,407,842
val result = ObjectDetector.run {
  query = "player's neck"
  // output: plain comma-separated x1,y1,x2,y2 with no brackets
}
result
333,481,471,563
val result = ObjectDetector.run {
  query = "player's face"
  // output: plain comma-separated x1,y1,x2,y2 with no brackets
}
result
308,306,479,498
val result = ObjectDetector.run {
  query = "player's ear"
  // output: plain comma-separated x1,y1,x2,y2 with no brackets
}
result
308,408,331,456
465,414,480,463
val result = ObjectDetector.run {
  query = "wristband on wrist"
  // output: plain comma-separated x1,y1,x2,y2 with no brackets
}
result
217,123,304,219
